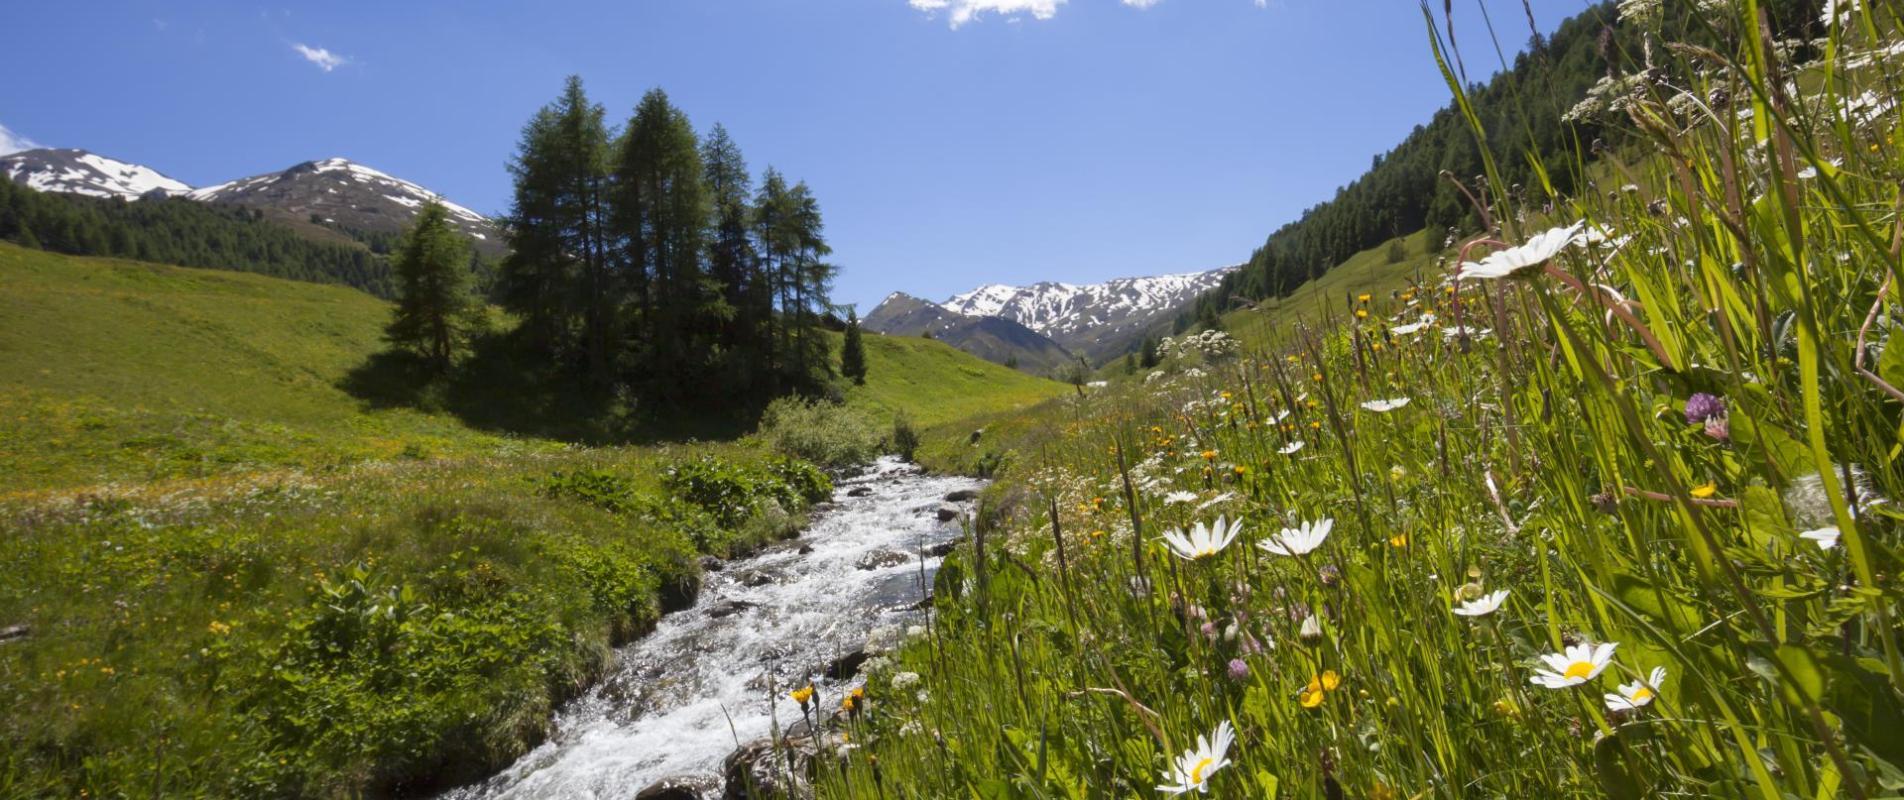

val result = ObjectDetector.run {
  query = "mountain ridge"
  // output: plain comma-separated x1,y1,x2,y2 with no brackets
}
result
1,147,502,255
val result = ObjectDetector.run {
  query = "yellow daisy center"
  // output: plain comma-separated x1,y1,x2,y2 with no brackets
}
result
1629,687,1654,702
1562,660,1596,681
1190,757,1214,783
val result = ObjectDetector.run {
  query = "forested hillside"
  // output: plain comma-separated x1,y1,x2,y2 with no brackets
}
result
1185,0,1820,326
0,177,397,296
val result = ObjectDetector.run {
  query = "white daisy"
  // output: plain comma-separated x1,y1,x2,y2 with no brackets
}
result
1277,441,1305,455
1361,397,1411,413
1390,320,1430,336
1605,666,1667,711
1156,720,1234,795
1161,516,1244,561
1258,518,1333,557
1456,223,1584,280
1530,641,1618,689
1800,526,1840,550
1452,589,1510,618
1163,491,1199,506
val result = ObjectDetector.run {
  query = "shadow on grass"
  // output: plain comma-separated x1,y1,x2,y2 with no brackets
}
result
341,332,752,444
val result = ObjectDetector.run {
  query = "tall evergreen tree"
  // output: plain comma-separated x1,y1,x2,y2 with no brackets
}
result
701,124,764,393
495,75,612,373
841,308,867,386
612,89,713,399
386,201,478,370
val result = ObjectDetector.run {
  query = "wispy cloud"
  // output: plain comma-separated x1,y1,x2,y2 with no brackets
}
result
911,0,1255,28
0,122,39,155
909,0,1066,28
291,43,348,72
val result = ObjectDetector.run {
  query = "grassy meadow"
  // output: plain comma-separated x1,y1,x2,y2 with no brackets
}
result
813,7,1904,799
0,243,1063,796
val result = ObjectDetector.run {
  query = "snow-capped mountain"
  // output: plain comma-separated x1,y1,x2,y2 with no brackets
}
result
936,267,1236,360
4,144,503,256
1,148,192,200
190,158,504,254
863,292,1075,373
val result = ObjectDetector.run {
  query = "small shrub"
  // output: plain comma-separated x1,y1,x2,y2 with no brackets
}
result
891,411,922,462
757,396,881,468
540,469,639,514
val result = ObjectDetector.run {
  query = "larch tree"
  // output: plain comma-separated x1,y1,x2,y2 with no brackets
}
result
386,201,477,370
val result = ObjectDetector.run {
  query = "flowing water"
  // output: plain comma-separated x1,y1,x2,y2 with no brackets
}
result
443,457,981,799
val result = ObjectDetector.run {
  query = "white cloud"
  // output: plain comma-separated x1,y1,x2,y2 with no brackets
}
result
292,43,347,72
1122,0,1164,7
0,122,39,155
909,0,1066,28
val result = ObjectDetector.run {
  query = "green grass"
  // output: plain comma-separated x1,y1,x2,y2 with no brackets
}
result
1220,228,1443,353
0,242,538,495
814,12,1904,800
841,330,1070,428
0,243,1063,495
0,243,1067,796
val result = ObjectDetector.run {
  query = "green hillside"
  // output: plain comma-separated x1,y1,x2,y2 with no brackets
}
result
0,242,1062,494
842,331,1068,427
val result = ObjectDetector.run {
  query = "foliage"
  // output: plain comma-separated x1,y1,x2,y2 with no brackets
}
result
823,5,1904,799
891,411,922,463
756,395,882,469
386,201,481,369
841,308,868,385
495,78,839,412
1181,0,1821,330
0,177,397,296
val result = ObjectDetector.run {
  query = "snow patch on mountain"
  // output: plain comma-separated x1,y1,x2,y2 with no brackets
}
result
191,157,489,225
1,149,192,200
942,268,1236,341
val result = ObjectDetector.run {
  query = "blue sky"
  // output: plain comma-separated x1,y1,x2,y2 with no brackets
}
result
0,0,1588,311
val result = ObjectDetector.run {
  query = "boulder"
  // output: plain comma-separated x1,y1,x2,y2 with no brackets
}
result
636,774,720,799
824,646,870,680
845,486,873,497
723,736,818,800
736,570,779,588
934,505,960,522
944,488,979,502
924,541,959,558
708,600,755,619
796,544,814,556
700,556,727,572
855,549,910,571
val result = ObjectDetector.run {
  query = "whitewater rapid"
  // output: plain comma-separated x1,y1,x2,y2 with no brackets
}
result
442,457,980,798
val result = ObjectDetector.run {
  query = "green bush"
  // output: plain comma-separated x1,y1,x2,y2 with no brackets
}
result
757,396,881,468
662,454,832,555
891,411,921,462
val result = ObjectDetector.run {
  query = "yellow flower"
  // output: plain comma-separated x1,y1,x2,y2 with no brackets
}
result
1355,308,1370,319
1357,293,1372,303
1690,483,1717,499
208,620,231,635
1300,670,1342,708
791,685,814,706
1201,450,1218,461
1389,532,1408,548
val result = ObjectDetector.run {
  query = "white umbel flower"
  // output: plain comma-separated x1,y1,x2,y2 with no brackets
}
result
1452,589,1510,618
1161,516,1244,561
1605,666,1667,711
1531,641,1618,689
1156,720,1235,795
1456,223,1584,280
1360,397,1411,413
1800,526,1841,550
1258,518,1333,557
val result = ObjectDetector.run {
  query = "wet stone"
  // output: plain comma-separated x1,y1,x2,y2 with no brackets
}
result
855,549,909,571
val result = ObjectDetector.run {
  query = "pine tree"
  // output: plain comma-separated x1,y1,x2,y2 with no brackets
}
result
386,201,477,370
1139,336,1161,369
495,75,612,371
841,308,867,386
613,89,712,400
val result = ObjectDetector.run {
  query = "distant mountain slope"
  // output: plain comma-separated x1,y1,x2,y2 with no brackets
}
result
864,292,1076,374
190,158,504,256
1,148,191,200
939,266,1234,361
